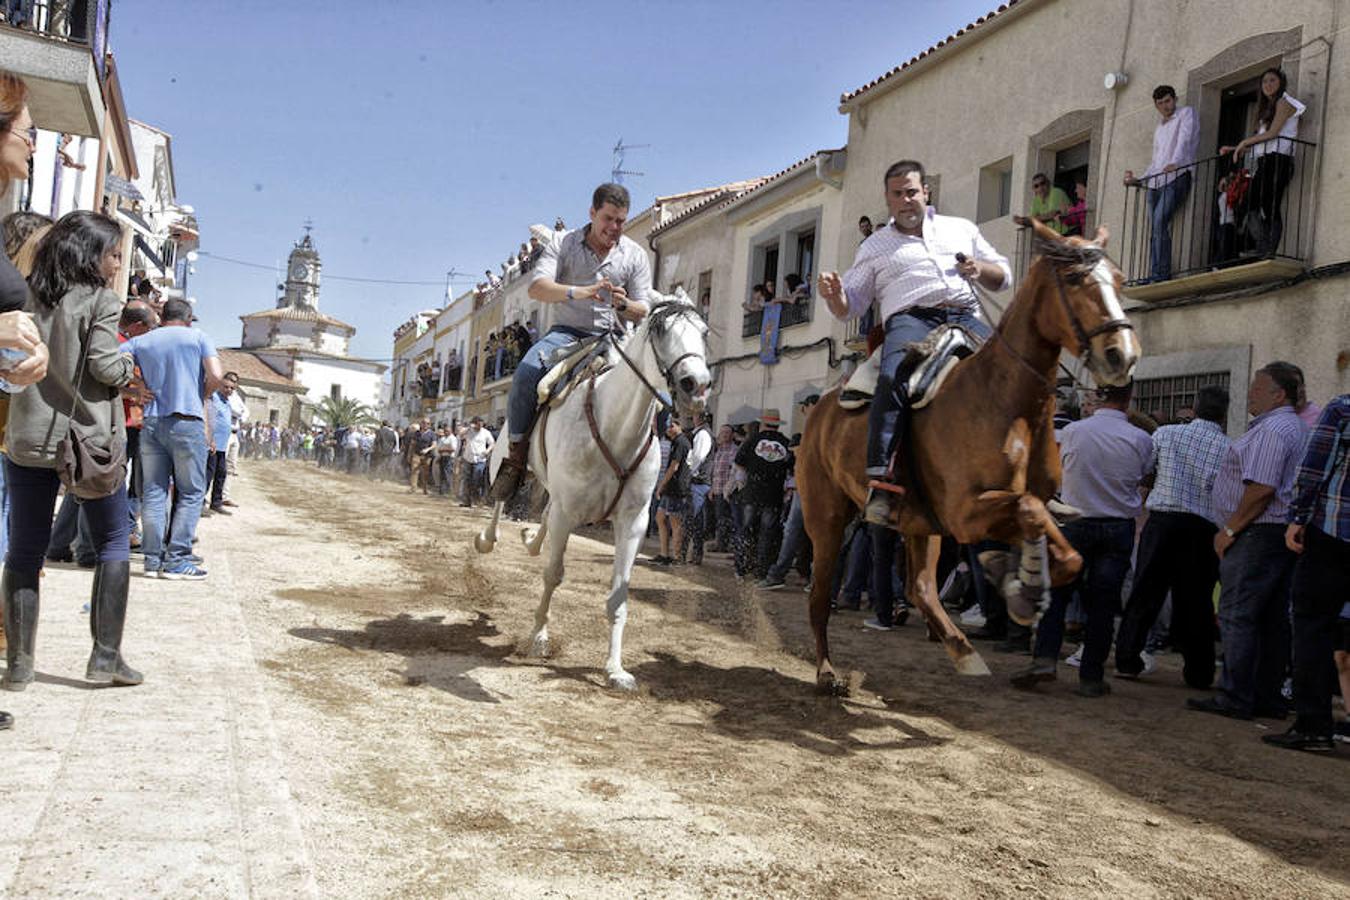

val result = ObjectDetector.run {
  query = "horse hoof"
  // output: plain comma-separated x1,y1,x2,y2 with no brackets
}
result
954,651,992,677
521,529,541,555
815,672,850,697
607,671,637,692
473,533,496,554
529,635,550,658
1006,597,1037,628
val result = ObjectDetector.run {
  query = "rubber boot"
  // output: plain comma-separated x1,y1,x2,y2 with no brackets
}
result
2,567,39,691
86,560,143,686
488,440,529,502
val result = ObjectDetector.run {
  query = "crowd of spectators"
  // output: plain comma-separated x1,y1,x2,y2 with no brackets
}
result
472,222,564,307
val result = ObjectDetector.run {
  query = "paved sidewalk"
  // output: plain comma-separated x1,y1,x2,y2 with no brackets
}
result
0,539,316,897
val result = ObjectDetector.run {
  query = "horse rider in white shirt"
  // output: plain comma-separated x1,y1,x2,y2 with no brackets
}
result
817,159,1011,525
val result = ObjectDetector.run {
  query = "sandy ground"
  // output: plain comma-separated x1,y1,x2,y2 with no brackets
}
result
220,460,1350,899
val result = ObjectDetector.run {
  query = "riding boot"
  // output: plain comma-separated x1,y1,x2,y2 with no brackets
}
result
489,440,529,502
86,560,143,686
2,567,40,691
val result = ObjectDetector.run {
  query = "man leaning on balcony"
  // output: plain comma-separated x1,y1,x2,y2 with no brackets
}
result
1124,85,1199,283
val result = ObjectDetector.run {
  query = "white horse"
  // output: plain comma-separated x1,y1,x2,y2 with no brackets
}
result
474,288,712,690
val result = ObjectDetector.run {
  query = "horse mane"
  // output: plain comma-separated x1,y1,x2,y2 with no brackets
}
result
1031,235,1107,277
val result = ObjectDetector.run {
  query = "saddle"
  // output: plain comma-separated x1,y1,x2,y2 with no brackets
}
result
837,324,981,410
535,335,612,408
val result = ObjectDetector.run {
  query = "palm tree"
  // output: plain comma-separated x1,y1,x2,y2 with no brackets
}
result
314,395,377,429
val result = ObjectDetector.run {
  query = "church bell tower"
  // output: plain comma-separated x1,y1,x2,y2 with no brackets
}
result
279,223,322,310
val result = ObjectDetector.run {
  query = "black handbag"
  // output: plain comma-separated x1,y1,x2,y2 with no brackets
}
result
54,315,126,499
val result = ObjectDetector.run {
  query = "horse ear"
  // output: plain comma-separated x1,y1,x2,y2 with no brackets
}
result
672,285,692,305
1091,225,1110,248
1029,219,1063,244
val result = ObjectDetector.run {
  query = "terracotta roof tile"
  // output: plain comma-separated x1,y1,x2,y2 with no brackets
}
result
648,179,769,238
217,348,307,391
239,306,356,333
839,2,1022,106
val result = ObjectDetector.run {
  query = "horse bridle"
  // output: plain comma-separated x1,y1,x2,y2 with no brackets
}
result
1048,263,1136,357
608,302,708,412
967,250,1134,394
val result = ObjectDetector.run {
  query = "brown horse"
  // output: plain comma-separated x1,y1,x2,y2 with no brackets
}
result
797,223,1141,692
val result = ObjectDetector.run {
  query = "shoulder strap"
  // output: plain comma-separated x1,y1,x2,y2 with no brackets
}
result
54,310,99,429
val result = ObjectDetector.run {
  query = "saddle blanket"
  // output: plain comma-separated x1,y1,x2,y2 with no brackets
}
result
536,336,611,407
838,324,980,411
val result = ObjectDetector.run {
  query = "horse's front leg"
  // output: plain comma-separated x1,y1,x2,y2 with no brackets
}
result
603,501,649,691
1016,495,1082,586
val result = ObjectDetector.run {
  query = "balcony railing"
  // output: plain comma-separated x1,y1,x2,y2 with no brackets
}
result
740,299,812,339
1119,140,1316,295
1014,210,1096,289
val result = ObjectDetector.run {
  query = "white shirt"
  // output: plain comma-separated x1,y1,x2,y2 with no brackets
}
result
227,391,248,431
1142,106,1199,186
1250,94,1305,159
461,428,495,464
840,209,1010,323
436,433,459,456
689,426,713,475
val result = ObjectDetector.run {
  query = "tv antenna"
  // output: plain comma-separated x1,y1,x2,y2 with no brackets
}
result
611,137,649,184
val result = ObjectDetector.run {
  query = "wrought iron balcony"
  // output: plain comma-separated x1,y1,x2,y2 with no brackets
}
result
1117,141,1316,301
0,0,111,136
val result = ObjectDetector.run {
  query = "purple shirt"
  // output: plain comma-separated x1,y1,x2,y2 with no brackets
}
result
1211,405,1308,527
1058,409,1154,519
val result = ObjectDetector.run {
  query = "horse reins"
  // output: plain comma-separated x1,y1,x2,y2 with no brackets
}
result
959,250,1134,396
581,302,707,523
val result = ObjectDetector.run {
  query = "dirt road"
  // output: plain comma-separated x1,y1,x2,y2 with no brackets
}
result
220,461,1349,898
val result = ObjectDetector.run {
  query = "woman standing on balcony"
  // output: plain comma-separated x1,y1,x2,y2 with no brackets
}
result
1222,67,1305,257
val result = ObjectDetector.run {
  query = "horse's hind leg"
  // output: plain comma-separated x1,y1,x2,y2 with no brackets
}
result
906,535,991,676
527,506,570,658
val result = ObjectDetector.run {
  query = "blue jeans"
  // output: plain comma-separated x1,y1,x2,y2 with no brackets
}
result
1216,523,1295,715
46,493,80,559
1146,171,1191,281
506,328,588,442
462,460,488,504
4,459,129,575
868,524,905,624
836,524,870,603
766,492,806,582
140,414,208,571
1033,517,1135,682
867,307,991,473
0,451,8,563
735,502,782,578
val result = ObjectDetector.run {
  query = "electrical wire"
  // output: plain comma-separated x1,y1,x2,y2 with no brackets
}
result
197,251,479,286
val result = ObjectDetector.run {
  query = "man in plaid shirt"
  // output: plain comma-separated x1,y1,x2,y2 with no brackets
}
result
1265,393,1350,752
707,424,739,551
1189,363,1308,721
1116,385,1231,687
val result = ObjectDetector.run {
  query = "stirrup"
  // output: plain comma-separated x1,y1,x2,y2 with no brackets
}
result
867,479,906,497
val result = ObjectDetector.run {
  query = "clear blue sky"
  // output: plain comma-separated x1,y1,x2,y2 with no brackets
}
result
115,0,1000,358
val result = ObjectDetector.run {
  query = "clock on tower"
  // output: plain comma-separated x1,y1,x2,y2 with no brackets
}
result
278,226,323,311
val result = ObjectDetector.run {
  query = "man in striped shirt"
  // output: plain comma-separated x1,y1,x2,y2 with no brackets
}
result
1115,385,1231,686
1188,362,1308,720
818,160,1011,525
1265,394,1350,751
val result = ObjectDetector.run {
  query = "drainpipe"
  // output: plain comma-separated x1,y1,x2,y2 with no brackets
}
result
814,150,844,189
647,232,662,294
